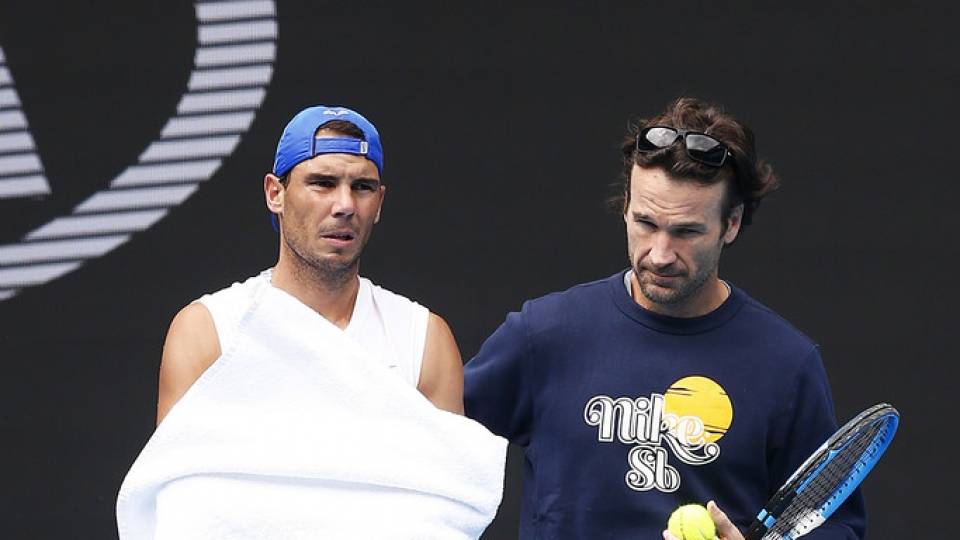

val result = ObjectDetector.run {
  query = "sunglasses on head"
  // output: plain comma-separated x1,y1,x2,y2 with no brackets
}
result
636,126,732,167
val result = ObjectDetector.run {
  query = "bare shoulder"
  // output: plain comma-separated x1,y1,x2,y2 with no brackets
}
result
418,312,464,414
156,302,221,424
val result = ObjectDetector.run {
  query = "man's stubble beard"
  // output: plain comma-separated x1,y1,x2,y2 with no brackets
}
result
284,230,367,290
635,262,713,306
630,241,723,308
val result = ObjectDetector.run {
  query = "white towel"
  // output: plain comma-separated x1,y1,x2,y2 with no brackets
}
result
117,284,507,540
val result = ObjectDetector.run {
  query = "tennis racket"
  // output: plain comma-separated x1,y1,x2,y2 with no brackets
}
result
744,402,899,540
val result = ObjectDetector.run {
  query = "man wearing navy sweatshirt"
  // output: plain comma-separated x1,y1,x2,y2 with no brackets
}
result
463,97,865,539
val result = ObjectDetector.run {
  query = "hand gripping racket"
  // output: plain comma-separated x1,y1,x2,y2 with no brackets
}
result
744,403,899,540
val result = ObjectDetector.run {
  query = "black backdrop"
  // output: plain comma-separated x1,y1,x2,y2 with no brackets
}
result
0,1,955,537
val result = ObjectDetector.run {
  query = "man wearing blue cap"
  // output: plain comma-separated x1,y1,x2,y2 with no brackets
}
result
156,105,464,422
119,106,507,539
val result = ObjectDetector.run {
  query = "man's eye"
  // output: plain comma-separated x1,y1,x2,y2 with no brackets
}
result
353,182,376,191
312,180,335,188
635,220,656,229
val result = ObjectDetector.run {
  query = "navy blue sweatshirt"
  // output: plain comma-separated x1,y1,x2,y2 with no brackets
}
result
464,271,865,539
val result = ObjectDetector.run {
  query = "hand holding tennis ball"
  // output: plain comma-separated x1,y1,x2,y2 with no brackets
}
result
662,501,745,540
667,504,717,539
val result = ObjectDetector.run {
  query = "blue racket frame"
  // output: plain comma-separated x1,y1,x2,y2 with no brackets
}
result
745,403,899,540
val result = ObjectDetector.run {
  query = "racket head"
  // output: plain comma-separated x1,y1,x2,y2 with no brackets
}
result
745,402,899,540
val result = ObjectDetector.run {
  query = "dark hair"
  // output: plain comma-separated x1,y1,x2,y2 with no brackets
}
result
277,120,367,186
315,119,365,140
614,97,780,228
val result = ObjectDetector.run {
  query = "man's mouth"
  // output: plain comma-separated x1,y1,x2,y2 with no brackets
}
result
321,230,356,245
640,266,681,278
640,269,684,285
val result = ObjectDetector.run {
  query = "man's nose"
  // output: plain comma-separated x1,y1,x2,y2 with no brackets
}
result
331,184,356,218
647,232,677,267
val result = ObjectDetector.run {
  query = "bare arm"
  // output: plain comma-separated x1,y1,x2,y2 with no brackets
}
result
156,303,221,425
417,312,464,414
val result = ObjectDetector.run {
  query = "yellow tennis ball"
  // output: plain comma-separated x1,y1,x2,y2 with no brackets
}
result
667,504,717,540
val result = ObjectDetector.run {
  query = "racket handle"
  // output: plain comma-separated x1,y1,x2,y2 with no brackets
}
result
743,518,767,540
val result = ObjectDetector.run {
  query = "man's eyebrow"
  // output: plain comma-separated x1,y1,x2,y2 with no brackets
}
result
352,176,381,185
631,212,706,230
669,221,707,231
304,173,338,182
303,173,381,186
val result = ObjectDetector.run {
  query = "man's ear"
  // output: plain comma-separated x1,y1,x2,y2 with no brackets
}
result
723,204,744,245
374,184,386,224
264,173,284,217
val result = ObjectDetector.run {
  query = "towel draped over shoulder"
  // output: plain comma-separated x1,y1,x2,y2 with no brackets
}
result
117,284,507,540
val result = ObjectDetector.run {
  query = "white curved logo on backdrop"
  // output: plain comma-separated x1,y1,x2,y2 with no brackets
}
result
0,0,278,302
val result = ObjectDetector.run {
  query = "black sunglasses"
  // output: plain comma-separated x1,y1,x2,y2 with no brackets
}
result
636,126,732,167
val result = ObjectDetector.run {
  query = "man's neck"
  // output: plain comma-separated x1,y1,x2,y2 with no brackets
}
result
270,259,361,330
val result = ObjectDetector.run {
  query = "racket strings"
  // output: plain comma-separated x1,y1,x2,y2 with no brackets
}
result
764,417,891,539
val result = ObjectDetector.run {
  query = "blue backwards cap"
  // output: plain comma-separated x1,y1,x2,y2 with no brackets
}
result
272,105,383,177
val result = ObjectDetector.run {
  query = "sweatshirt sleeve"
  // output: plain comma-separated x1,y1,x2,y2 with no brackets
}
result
768,346,866,539
463,310,536,447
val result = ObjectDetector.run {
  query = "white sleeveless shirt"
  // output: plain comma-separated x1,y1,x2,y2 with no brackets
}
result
196,269,429,387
